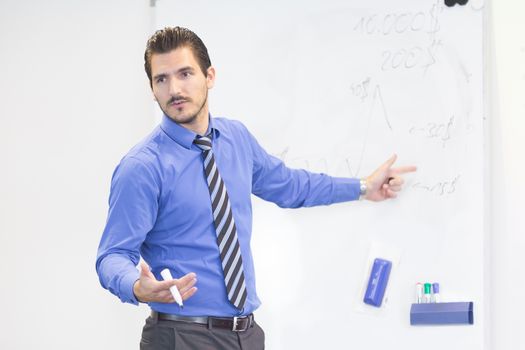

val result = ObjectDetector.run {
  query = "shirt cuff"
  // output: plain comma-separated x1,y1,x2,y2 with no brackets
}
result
331,177,361,203
120,269,141,305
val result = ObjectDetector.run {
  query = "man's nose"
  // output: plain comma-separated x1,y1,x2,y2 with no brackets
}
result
168,79,182,96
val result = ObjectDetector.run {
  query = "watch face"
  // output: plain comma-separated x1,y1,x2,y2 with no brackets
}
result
360,180,367,195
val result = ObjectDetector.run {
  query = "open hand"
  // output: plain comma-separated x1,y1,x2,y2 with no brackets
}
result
133,261,198,303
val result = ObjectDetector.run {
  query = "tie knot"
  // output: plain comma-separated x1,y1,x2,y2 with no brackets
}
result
194,135,212,151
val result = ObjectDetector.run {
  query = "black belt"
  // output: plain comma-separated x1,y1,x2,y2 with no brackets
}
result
152,311,255,332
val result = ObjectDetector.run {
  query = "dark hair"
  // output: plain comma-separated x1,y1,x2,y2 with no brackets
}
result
144,26,212,87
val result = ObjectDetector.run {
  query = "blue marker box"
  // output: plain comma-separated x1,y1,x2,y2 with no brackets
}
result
410,302,474,325
363,258,392,307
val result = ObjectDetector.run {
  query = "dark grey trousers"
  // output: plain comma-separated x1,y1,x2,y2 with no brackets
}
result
140,314,265,350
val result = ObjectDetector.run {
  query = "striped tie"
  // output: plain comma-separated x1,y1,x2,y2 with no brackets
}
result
194,134,247,310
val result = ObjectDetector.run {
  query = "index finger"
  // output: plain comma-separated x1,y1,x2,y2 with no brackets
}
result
391,165,417,175
175,272,198,288
157,272,197,290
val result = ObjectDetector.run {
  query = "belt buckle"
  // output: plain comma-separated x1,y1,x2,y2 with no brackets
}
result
232,316,247,332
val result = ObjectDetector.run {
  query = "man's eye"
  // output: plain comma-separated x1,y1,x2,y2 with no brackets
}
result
156,77,166,84
182,72,191,78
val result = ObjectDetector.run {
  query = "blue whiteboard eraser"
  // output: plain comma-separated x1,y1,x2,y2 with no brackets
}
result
363,258,392,307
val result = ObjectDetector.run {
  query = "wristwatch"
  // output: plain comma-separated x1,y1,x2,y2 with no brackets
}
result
359,178,368,199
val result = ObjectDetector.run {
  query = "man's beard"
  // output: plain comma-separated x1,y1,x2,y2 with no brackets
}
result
159,90,208,126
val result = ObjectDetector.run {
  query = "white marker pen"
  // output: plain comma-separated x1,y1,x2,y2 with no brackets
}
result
160,268,184,308
416,283,423,303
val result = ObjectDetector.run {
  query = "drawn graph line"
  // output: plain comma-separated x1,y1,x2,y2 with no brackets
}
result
356,84,393,176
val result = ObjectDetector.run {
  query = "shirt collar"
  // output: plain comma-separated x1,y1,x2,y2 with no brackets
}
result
160,113,221,149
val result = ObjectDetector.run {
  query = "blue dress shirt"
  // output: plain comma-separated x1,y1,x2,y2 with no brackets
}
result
96,114,360,316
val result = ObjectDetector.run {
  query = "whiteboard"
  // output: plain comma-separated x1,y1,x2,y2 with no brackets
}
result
155,0,486,348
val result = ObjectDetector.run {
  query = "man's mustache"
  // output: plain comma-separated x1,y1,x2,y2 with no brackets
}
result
167,96,189,105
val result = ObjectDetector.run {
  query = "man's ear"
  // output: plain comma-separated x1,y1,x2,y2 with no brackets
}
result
206,66,216,89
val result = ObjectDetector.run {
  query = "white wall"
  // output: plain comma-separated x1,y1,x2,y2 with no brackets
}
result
489,0,525,349
0,0,523,349
0,1,153,348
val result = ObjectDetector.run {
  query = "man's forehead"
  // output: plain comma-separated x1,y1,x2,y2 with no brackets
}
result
151,47,200,72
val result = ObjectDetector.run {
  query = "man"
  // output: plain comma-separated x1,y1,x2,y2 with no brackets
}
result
96,26,416,349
